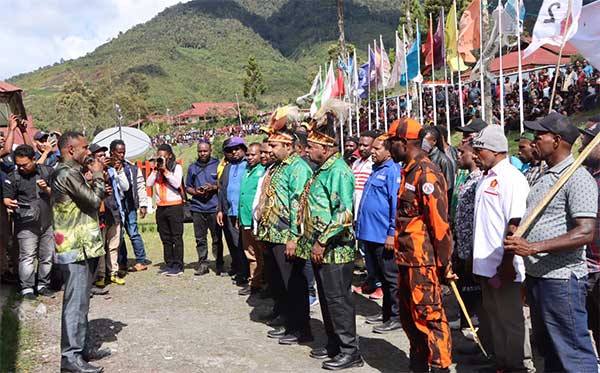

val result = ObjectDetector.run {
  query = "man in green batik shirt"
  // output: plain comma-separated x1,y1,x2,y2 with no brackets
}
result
256,105,314,345
52,132,106,373
298,102,363,371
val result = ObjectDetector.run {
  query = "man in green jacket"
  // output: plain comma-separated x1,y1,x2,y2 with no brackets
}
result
238,142,265,296
299,101,362,370
256,106,313,345
52,132,106,373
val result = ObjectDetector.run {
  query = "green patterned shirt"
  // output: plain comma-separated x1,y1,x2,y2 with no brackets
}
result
52,159,106,264
297,153,356,264
256,152,312,244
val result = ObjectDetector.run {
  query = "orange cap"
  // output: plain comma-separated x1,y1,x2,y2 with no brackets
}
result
385,118,421,140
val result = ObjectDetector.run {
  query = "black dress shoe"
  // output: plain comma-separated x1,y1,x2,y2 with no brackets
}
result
238,286,259,296
278,331,314,345
373,319,402,334
235,278,249,287
194,264,209,276
365,313,383,324
266,315,285,327
322,353,363,370
61,356,104,372
83,347,112,361
310,347,334,360
267,327,286,338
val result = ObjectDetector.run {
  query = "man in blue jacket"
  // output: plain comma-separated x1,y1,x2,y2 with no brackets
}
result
186,141,223,276
355,134,402,334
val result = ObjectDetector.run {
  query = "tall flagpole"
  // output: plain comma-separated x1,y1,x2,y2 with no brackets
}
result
516,0,524,133
442,10,451,134
374,39,380,129
499,2,505,129
417,18,424,125
430,13,438,126
453,0,466,128
367,45,372,130
353,48,360,136
395,30,401,119
479,0,485,121
380,35,389,131
403,26,411,118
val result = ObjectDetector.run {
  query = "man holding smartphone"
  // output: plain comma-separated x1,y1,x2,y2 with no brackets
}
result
185,141,222,276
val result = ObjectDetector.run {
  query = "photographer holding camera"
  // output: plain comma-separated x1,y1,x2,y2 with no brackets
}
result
2,144,54,300
146,144,185,276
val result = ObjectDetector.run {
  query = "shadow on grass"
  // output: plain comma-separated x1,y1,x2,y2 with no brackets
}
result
0,286,35,372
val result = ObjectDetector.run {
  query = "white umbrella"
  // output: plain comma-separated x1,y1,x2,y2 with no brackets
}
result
92,126,151,159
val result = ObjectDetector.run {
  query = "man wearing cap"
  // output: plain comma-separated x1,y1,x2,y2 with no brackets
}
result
516,132,546,185
505,112,599,372
389,118,455,372
34,130,59,168
299,105,362,369
217,137,249,285
256,106,313,344
578,115,600,359
471,126,534,372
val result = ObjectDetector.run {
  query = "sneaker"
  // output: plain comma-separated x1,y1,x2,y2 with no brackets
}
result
194,264,209,276
91,285,110,296
369,287,384,300
94,278,106,288
165,268,183,277
37,287,56,298
22,292,37,301
110,275,126,285
309,295,319,307
157,266,172,275
129,263,148,272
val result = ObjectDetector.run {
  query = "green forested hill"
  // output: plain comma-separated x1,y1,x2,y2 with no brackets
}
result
9,0,404,131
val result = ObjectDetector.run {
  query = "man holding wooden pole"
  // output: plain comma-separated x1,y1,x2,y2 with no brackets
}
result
504,112,599,373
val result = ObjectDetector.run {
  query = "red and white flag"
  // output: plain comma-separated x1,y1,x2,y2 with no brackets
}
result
524,0,582,58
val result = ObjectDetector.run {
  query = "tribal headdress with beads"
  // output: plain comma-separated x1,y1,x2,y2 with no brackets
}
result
307,99,351,146
260,105,300,143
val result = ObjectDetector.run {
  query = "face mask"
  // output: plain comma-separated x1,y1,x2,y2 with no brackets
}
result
421,139,433,153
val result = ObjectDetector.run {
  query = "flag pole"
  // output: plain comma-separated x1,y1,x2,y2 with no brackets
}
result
380,34,389,131
442,10,451,143
498,2,505,129
368,45,372,130
403,26,411,118
549,0,573,112
417,19,424,125
374,39,380,129
516,0,525,133
453,0,466,128
430,13,438,127
479,0,485,121
395,30,401,119
354,48,360,136
402,25,412,117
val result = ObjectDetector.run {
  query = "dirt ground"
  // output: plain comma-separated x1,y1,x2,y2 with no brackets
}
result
5,224,487,373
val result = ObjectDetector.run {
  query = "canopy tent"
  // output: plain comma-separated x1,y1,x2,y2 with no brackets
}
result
92,126,152,159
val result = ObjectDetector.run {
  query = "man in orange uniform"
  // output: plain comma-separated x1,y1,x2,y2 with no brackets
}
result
386,118,455,373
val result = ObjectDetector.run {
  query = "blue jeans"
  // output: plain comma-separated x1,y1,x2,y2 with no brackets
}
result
526,274,599,373
118,208,147,265
360,240,381,289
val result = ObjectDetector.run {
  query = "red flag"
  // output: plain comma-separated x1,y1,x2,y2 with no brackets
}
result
422,16,435,66
332,68,345,97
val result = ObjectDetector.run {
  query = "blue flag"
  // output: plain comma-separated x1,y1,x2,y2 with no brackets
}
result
401,24,421,86
358,47,377,98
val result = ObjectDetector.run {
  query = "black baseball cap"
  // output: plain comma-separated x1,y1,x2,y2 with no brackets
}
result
456,118,488,133
524,112,580,144
34,131,49,141
89,143,108,154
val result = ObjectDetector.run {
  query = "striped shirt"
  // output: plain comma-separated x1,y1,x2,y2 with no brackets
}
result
589,170,600,273
351,157,373,217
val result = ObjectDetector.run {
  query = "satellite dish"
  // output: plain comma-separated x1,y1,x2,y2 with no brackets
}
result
92,126,151,159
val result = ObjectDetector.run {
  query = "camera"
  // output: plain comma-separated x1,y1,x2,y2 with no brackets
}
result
156,156,165,167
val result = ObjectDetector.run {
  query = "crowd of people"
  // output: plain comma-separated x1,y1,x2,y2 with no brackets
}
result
1,89,600,372
151,122,261,147
360,60,600,132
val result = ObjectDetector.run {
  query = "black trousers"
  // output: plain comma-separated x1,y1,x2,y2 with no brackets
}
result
191,211,223,268
313,261,359,355
265,243,310,333
223,216,248,279
363,240,400,321
156,204,184,270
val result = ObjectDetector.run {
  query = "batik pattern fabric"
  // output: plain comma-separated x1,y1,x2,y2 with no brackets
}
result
396,153,454,268
453,169,482,260
297,153,356,264
52,159,105,264
256,153,312,244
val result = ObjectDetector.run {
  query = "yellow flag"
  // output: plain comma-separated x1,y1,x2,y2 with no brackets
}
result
445,3,469,72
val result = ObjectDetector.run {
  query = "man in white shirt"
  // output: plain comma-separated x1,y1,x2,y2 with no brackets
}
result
471,126,535,373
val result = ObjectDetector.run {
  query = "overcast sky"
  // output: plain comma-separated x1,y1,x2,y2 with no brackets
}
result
0,0,189,80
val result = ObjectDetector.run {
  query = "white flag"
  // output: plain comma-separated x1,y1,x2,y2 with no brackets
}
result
379,45,391,91
296,70,322,106
570,0,600,70
389,33,406,88
524,0,583,58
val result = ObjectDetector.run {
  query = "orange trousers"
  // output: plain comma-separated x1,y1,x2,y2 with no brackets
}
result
241,228,264,288
397,265,452,370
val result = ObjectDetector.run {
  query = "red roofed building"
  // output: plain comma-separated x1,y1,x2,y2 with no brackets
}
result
176,102,239,124
489,40,578,75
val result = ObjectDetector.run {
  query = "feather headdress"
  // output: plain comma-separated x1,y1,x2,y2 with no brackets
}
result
307,99,351,146
260,105,299,143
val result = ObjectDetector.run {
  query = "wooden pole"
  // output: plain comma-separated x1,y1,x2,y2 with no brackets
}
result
450,281,489,358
